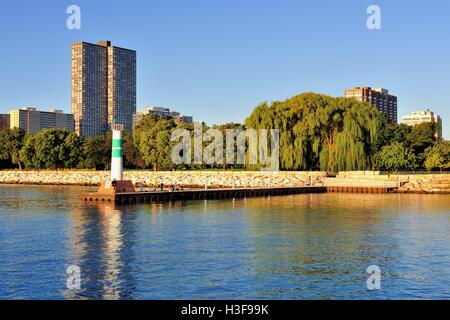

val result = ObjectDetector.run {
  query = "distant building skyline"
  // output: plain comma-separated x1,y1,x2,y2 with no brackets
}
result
71,41,136,137
1,1,449,139
9,107,74,134
344,87,398,123
402,109,442,139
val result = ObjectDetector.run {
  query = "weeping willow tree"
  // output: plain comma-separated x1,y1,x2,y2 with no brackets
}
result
244,93,382,172
329,98,380,172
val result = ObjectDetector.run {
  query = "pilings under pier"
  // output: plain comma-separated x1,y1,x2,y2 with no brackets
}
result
81,186,327,204
326,186,398,194
81,185,399,205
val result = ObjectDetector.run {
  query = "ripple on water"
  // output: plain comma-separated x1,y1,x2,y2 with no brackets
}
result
0,186,450,299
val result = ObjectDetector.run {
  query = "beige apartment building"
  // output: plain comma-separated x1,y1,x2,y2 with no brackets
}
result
132,106,193,126
344,87,398,123
72,41,136,137
9,107,74,134
401,109,442,139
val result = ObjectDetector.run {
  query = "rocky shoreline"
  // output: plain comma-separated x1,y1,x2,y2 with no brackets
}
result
0,170,449,193
0,170,327,188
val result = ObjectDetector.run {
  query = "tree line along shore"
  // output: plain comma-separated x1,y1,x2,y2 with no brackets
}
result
0,93,448,173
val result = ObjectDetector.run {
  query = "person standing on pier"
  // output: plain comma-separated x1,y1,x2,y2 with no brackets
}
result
159,177,164,191
173,178,178,191
152,177,158,191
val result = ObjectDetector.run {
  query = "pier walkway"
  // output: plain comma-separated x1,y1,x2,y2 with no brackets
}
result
81,185,398,205
82,186,326,204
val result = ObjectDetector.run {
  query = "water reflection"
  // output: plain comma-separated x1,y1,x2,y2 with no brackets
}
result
0,185,449,300
234,194,450,299
64,203,137,300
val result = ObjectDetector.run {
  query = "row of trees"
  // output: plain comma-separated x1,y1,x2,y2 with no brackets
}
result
0,92,448,172
132,116,245,171
0,128,144,170
374,121,449,172
244,93,448,172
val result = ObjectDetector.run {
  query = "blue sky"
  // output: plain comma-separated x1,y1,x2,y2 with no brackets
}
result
0,0,449,138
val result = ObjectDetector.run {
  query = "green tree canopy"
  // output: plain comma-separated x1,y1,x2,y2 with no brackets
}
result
0,128,26,169
424,140,450,172
60,132,85,168
211,122,245,170
122,130,145,169
20,129,84,169
406,122,436,157
244,93,382,172
374,116,411,152
133,116,178,170
375,142,417,172
78,135,109,170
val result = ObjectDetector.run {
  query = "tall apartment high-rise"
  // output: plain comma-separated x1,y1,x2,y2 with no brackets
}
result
402,109,443,139
72,41,136,137
344,87,398,123
9,107,74,134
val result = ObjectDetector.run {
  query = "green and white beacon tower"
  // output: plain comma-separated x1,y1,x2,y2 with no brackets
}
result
111,124,124,181
97,123,135,195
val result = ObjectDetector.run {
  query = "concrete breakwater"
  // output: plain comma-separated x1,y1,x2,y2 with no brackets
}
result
0,170,326,188
0,170,449,193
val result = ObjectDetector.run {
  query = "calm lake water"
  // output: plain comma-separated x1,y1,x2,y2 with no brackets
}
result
0,185,449,300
